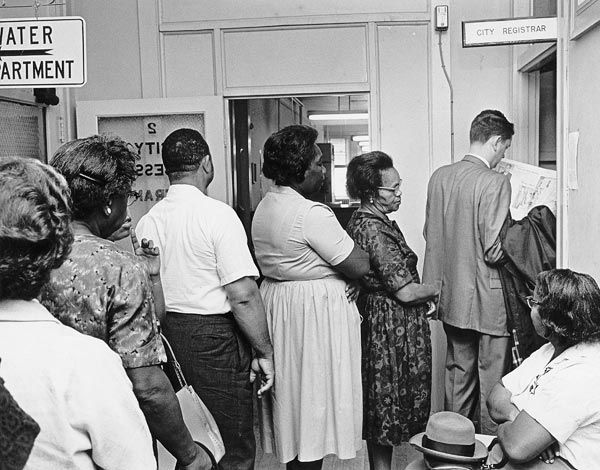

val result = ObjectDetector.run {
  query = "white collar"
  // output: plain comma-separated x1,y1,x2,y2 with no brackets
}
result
466,153,490,168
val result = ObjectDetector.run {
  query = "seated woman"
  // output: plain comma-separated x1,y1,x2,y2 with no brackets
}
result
487,268,600,470
0,157,155,469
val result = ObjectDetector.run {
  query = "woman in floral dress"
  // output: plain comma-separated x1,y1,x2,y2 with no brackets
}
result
345,151,438,470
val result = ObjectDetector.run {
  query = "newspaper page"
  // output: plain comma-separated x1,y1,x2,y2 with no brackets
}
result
495,158,557,221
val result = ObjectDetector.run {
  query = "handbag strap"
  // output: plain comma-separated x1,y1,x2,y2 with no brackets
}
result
481,438,509,470
195,440,219,470
161,333,188,389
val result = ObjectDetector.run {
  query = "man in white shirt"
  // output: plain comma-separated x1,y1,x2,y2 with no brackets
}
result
137,128,274,470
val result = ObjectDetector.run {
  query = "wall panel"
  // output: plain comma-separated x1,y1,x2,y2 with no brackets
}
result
161,0,428,24
222,26,368,92
567,26,600,278
163,33,216,97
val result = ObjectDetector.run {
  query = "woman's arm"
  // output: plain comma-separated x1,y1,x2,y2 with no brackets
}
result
394,282,437,304
497,411,556,463
487,382,520,424
332,244,370,279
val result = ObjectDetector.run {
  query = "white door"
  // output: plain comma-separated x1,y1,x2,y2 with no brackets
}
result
76,97,228,229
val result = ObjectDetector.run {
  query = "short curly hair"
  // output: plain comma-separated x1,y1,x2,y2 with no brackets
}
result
470,109,514,144
162,128,211,179
346,151,394,201
262,125,318,186
50,135,138,220
0,157,73,300
535,269,600,346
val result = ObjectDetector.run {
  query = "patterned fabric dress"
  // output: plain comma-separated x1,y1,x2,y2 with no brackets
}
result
346,210,431,446
40,233,166,368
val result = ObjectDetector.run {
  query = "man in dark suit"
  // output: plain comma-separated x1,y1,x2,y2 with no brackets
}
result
423,110,514,434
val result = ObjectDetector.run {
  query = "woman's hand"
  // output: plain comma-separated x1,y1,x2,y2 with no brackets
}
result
130,230,161,277
345,281,361,302
538,442,560,464
425,299,436,319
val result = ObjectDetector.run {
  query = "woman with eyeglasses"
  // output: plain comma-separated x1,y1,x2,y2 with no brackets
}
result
345,151,438,470
487,268,600,470
40,135,212,470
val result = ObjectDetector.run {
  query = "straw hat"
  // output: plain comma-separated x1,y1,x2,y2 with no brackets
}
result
409,412,488,463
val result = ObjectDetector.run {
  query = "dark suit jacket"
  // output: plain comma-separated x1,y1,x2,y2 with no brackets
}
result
423,155,511,335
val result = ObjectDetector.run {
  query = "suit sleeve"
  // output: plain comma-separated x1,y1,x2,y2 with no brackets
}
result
478,175,511,255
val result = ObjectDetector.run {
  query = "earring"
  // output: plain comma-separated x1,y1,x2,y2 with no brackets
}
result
369,197,374,203
105,207,112,215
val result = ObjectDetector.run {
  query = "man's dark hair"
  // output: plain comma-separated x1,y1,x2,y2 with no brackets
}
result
262,125,319,186
536,269,600,346
346,151,394,201
469,109,514,144
0,157,73,300
50,135,138,220
162,128,211,180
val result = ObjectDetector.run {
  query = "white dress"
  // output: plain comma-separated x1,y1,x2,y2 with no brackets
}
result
252,185,363,463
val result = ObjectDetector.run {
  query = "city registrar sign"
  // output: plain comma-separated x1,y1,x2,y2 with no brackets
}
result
463,16,557,47
0,16,86,88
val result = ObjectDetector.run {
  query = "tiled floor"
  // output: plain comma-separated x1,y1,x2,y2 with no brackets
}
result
254,440,420,470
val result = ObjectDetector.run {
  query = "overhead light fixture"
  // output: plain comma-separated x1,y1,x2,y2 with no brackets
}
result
352,135,369,142
308,112,368,121
361,146,371,152
358,141,370,147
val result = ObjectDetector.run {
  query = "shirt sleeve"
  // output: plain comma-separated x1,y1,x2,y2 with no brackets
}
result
214,206,259,286
519,365,599,443
108,258,167,369
479,174,511,254
135,215,159,246
69,342,156,470
349,218,413,293
502,344,550,396
302,204,354,266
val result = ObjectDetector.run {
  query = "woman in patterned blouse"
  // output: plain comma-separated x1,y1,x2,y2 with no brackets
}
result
39,136,212,470
345,151,438,470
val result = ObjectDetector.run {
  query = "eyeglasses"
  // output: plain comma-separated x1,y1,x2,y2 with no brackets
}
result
525,296,541,309
127,190,140,206
377,186,402,196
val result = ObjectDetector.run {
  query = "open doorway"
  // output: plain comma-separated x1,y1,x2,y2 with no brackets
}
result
229,93,370,237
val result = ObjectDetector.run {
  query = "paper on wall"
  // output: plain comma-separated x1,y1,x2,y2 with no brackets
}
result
568,131,579,190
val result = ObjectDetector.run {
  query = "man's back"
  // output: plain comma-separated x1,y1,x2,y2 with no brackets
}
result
423,155,510,335
137,184,258,315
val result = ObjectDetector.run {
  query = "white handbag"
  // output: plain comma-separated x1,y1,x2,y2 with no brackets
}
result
157,334,226,469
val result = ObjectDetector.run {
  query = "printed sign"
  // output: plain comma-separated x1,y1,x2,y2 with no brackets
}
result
462,17,557,47
0,16,86,88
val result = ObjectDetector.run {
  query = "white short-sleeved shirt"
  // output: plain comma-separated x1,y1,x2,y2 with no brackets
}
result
502,342,600,470
251,185,354,281
137,184,259,315
0,300,155,470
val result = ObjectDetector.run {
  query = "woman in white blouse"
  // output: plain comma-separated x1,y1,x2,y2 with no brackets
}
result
252,125,369,470
487,268,600,470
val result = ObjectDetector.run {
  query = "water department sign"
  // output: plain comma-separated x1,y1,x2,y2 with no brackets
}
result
462,17,557,47
0,16,86,88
